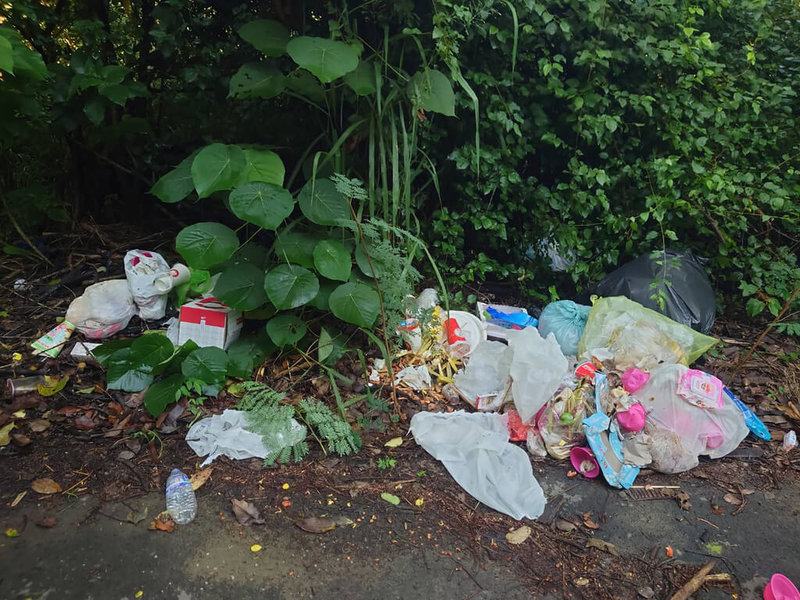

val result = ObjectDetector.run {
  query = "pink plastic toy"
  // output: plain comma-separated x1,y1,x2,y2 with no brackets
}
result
764,573,800,600
617,403,647,433
622,368,650,393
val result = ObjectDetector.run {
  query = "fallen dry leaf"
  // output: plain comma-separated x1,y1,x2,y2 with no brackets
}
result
37,375,69,397
74,415,95,431
12,433,31,447
0,422,15,446
36,516,56,528
722,493,742,506
28,419,50,433
574,577,590,587
710,499,725,515
231,499,264,526
10,491,27,507
384,437,403,448
505,525,532,545
190,467,213,491
295,516,337,534
583,513,600,530
586,537,620,556
555,519,578,533
148,512,175,533
31,478,61,495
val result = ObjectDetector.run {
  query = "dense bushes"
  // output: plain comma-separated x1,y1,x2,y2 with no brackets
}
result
1,0,798,331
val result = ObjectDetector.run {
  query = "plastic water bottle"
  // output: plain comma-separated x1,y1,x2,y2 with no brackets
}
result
165,468,197,525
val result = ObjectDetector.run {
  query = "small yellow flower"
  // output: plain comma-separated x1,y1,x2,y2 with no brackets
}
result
281,483,289,490
414,498,424,507
250,544,262,552
12,353,22,361
135,592,144,599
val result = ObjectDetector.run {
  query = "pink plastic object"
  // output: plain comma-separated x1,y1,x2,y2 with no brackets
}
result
570,446,600,478
764,573,800,600
617,403,647,433
622,368,650,393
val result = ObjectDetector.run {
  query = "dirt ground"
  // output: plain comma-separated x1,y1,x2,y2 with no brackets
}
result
2,225,800,600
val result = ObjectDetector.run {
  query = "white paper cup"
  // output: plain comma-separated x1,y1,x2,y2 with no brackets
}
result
154,263,191,292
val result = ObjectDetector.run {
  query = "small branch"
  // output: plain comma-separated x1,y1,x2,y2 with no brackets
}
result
0,188,53,265
669,561,716,600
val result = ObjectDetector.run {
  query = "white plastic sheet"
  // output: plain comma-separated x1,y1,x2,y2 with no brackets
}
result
65,280,137,339
507,328,569,424
453,340,512,411
410,411,546,520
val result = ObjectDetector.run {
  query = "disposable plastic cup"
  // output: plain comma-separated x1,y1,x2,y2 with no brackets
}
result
764,573,800,600
154,263,191,292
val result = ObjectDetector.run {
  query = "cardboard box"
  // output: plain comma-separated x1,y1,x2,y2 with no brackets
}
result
178,297,242,349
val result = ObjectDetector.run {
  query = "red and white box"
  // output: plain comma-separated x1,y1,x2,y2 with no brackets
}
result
178,297,243,349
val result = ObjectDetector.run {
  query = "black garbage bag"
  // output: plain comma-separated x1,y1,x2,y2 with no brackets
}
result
591,251,716,333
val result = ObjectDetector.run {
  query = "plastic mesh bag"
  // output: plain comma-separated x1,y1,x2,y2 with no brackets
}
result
633,364,748,473
537,300,591,356
578,296,718,370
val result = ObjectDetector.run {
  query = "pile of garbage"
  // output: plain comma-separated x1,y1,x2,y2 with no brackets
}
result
397,289,772,521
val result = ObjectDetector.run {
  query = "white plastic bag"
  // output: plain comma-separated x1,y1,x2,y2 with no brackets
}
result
507,328,569,424
410,411,546,520
124,249,171,320
453,340,512,411
65,280,137,339
186,409,306,467
632,364,748,473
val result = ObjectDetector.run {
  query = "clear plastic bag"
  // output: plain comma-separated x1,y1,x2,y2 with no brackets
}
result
536,385,592,460
632,364,748,473
578,296,718,370
65,280,137,339
453,340,513,411
410,411,546,520
507,328,569,424
537,300,591,356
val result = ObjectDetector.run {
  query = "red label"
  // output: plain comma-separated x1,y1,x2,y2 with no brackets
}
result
180,305,227,328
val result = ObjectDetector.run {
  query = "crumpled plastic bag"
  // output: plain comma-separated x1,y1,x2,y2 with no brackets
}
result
453,340,513,411
410,411,546,520
186,409,306,467
632,364,748,473
124,250,171,320
578,296,718,370
65,279,137,339
507,328,569,424
591,251,716,333
537,300,591,356
535,385,592,460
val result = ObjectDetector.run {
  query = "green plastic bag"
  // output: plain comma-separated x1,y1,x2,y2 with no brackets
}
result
577,296,718,370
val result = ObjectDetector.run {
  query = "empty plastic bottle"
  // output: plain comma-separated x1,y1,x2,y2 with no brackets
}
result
165,468,197,525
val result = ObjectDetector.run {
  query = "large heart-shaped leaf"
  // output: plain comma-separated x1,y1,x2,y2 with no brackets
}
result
238,148,285,186
237,19,289,56
328,282,380,327
229,62,285,99
298,178,351,225
150,152,196,203
93,338,135,366
408,69,456,117
286,69,325,101
0,36,14,74
344,61,377,96
131,334,175,366
229,183,294,230
266,314,307,347
213,262,268,311
106,348,155,392
181,347,229,384
311,280,337,311
273,231,317,268
191,143,247,198
143,373,183,417
176,222,239,269
313,240,351,282
286,37,360,84
264,265,319,310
